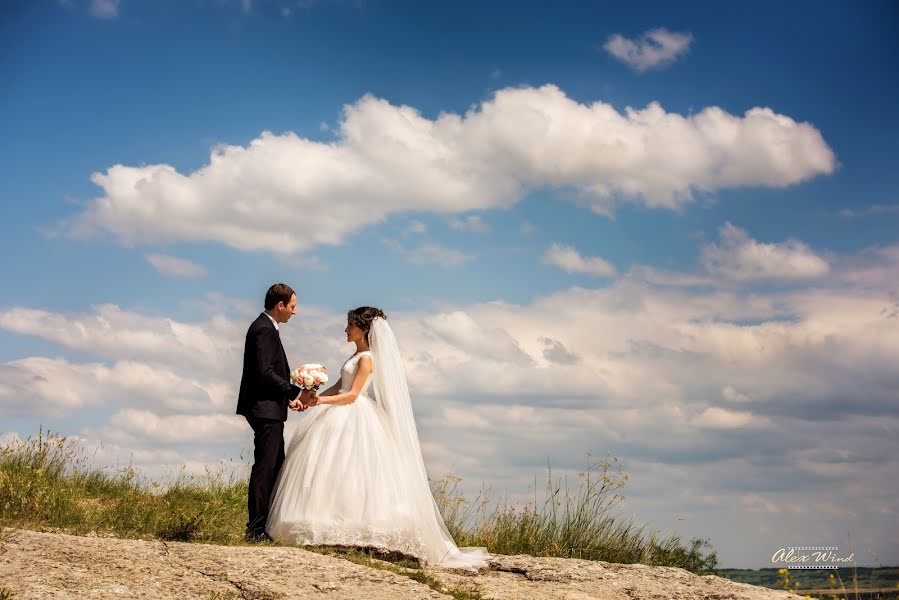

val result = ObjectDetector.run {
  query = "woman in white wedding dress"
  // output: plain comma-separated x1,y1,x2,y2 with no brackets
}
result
266,307,490,569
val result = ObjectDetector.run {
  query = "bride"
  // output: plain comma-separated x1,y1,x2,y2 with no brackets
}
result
265,307,490,569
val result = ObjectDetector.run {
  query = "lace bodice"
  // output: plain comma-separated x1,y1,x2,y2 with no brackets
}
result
339,351,373,396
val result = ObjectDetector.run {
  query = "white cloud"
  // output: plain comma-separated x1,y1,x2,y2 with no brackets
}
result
89,0,119,19
422,310,533,366
382,238,475,267
0,357,234,416
543,243,617,277
691,406,769,429
63,85,835,254
701,222,830,282
0,304,242,376
833,243,899,290
107,409,246,444
540,336,580,365
145,253,207,278
603,27,693,72
449,215,490,233
0,358,108,414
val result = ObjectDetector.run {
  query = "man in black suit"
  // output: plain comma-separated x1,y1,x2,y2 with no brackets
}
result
237,283,311,541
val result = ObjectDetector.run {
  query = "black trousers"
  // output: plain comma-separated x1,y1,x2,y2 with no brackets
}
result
245,416,285,535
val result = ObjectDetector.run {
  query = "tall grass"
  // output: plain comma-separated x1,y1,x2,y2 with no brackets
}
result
0,428,248,544
0,430,718,574
433,454,718,574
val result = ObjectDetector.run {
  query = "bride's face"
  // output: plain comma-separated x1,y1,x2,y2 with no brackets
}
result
345,318,364,344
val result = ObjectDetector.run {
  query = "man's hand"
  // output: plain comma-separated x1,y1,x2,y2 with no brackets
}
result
288,398,304,412
299,388,320,408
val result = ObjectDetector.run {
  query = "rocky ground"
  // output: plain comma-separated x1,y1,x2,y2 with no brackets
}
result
0,529,812,599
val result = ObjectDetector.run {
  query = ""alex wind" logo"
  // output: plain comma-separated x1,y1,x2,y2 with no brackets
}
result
771,546,855,569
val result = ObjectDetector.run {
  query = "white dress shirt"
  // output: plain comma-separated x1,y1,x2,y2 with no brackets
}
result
264,312,279,331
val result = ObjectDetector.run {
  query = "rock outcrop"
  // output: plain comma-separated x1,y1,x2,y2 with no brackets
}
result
0,529,811,599
427,553,813,600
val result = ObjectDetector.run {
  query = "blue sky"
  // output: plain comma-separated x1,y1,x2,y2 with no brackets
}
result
2,0,898,569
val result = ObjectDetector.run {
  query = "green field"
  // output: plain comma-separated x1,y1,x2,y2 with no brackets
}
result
719,567,899,599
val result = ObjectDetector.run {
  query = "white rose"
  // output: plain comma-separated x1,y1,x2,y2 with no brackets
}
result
319,373,329,383
303,375,314,387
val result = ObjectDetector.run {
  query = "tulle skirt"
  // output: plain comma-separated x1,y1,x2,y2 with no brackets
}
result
266,394,489,568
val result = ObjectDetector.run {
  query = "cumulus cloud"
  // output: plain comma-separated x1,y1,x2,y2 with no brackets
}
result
421,310,534,368
0,304,243,376
0,357,233,416
603,27,693,72
701,222,830,281
145,253,207,277
107,409,246,444
0,358,109,415
63,85,835,254
540,336,580,365
543,243,617,277
89,0,119,18
833,243,899,290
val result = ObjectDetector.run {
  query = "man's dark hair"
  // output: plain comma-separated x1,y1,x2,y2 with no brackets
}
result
265,283,295,310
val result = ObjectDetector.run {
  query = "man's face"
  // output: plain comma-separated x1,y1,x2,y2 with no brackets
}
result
277,294,298,323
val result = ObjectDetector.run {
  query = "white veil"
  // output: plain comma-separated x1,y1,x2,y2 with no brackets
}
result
369,317,490,569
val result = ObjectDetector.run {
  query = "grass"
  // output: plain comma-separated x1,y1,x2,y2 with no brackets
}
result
773,566,899,600
0,428,248,545
1,429,718,579
433,453,719,573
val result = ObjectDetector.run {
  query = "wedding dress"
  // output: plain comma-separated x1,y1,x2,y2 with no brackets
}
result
266,318,490,569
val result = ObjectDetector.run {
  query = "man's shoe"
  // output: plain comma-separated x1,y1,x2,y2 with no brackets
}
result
245,530,272,543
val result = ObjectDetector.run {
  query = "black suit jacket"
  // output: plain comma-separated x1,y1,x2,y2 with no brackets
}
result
236,313,303,421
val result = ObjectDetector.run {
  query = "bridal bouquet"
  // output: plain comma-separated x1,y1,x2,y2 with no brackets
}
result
291,364,329,391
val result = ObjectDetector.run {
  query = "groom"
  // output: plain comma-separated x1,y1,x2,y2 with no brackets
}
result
237,283,312,542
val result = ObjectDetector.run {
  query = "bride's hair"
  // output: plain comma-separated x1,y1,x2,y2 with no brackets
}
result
348,306,387,342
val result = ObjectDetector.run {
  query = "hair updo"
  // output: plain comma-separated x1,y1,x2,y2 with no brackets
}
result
347,306,387,343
